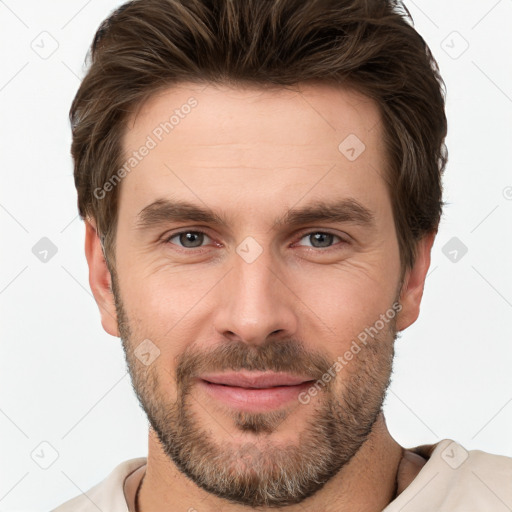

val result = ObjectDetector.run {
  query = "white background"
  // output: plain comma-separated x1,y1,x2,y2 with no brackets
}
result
0,1,511,511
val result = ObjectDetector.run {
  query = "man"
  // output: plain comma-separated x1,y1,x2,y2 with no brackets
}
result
52,0,512,511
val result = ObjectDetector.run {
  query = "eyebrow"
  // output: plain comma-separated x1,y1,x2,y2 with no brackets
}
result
135,198,375,232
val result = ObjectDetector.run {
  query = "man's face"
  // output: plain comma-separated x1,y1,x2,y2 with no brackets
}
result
107,83,406,507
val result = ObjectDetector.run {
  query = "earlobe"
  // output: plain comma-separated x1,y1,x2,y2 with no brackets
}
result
396,231,436,332
84,219,119,337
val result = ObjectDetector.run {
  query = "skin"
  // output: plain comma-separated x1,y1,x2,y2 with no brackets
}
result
85,82,434,511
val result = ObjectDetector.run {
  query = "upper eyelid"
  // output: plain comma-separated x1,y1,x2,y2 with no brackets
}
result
294,228,346,239
164,228,213,240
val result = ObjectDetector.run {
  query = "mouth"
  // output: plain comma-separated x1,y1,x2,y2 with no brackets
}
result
197,371,315,412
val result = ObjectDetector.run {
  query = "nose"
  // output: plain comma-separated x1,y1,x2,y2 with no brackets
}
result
212,245,299,346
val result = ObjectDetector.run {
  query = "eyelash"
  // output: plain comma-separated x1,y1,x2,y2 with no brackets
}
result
162,229,348,252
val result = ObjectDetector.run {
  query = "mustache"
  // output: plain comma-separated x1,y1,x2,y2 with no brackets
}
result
175,338,333,386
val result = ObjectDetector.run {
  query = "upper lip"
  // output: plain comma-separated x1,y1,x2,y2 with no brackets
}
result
199,371,314,388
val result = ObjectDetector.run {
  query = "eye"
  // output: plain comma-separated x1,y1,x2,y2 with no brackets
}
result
164,230,212,249
162,229,347,252
295,231,346,249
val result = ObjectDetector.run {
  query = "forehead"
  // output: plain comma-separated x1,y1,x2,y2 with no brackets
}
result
119,82,389,222
124,81,382,154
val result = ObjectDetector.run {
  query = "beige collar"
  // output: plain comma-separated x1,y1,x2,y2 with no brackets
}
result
124,464,146,512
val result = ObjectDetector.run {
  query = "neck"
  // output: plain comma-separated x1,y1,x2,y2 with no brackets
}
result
135,413,405,512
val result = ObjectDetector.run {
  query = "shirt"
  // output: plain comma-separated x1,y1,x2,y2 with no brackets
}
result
51,439,512,511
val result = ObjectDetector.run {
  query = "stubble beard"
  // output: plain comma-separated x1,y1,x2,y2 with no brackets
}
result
111,270,397,508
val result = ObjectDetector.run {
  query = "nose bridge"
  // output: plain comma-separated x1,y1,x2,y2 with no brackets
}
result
213,239,297,343
235,247,277,310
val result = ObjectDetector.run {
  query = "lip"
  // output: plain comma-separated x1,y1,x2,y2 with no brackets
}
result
197,371,315,412
199,371,313,388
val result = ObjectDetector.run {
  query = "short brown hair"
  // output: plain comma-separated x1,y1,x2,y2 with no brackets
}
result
70,0,447,271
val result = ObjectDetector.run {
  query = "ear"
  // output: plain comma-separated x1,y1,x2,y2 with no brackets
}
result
84,219,119,337
396,231,436,332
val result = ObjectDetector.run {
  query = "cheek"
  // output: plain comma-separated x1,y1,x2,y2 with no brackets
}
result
119,254,201,313
288,263,399,359
116,264,220,356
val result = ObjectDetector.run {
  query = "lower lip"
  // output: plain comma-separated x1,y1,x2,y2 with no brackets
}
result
198,379,313,412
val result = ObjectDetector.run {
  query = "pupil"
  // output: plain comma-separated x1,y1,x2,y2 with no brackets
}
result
181,232,203,247
312,233,332,247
